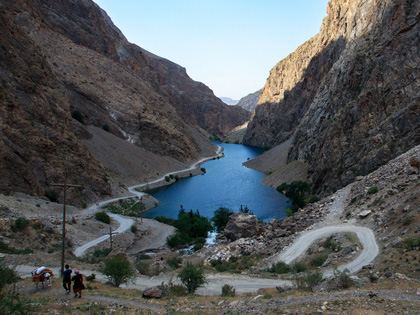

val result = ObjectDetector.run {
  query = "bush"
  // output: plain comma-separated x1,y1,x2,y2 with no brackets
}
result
95,211,111,224
177,262,207,294
167,257,182,270
211,207,234,232
11,217,30,232
71,109,85,124
267,261,290,274
277,181,310,213
45,189,59,202
130,224,137,233
0,289,32,315
290,262,308,273
333,269,353,289
86,273,96,282
367,186,378,195
293,270,323,291
168,283,188,296
0,262,19,291
221,284,236,297
101,256,135,287
309,254,328,267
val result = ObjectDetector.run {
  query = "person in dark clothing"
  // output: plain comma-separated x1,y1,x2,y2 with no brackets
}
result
62,264,72,294
72,269,85,298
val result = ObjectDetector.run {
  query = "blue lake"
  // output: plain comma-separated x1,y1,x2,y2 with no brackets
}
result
143,143,289,221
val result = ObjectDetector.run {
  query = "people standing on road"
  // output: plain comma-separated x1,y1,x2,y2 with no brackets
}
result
72,269,85,298
62,264,72,294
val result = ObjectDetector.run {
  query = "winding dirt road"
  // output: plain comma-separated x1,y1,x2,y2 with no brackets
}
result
272,225,379,276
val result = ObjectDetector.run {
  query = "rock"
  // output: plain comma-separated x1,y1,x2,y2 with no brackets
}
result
276,285,293,293
359,210,372,218
391,237,403,248
403,205,410,212
223,213,260,242
253,295,264,300
142,287,163,299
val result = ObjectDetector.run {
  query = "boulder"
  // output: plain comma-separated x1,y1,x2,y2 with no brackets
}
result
223,213,260,242
142,286,163,299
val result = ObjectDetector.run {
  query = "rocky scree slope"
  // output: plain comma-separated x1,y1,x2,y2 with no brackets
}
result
244,0,420,196
0,0,248,204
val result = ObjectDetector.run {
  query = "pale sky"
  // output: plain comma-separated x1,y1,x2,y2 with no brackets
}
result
93,0,329,100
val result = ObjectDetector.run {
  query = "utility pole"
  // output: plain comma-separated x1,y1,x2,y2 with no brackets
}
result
49,172,81,276
109,226,117,251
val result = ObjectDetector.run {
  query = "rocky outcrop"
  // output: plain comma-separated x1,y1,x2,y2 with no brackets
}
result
0,0,249,202
223,213,260,241
244,0,420,195
236,89,262,113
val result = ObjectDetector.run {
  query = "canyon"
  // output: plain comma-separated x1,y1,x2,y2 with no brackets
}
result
244,0,420,196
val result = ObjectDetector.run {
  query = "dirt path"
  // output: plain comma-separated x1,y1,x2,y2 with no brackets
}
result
271,186,379,276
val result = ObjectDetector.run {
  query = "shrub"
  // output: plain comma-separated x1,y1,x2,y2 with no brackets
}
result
165,176,170,182
333,269,354,289
86,273,96,282
11,217,30,232
310,254,328,267
267,261,291,274
177,262,207,294
167,257,182,270
0,289,32,315
168,283,188,296
130,224,137,233
95,211,111,224
277,181,310,213
200,168,206,173
403,237,420,251
0,262,19,291
101,256,135,287
291,262,307,273
45,189,59,202
367,186,378,195
71,110,85,124
212,207,234,232
102,124,110,132
293,270,323,291
221,284,236,297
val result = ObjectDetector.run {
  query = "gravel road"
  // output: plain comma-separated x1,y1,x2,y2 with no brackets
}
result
272,225,379,275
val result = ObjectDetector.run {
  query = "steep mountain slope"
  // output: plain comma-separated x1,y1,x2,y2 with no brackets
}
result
236,89,262,113
0,0,248,204
244,0,420,195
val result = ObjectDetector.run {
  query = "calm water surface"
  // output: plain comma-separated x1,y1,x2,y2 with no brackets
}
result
143,143,289,221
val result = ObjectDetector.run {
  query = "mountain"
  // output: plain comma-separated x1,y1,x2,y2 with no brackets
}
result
219,97,239,106
236,89,262,113
244,0,420,195
0,0,249,204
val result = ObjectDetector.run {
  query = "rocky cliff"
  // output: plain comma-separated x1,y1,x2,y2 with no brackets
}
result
236,89,262,113
244,0,420,195
0,0,249,204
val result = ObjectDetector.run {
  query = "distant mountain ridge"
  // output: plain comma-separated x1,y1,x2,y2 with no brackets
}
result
236,90,262,113
219,97,239,106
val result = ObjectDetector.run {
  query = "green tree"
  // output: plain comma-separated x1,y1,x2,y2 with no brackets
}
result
277,180,310,213
177,262,207,294
95,211,111,224
101,256,135,287
212,207,234,232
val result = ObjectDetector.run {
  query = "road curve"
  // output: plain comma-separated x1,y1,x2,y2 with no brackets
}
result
74,213,134,257
74,147,224,257
272,225,379,276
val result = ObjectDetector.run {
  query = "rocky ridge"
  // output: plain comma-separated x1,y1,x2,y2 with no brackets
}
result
244,0,420,196
0,0,249,203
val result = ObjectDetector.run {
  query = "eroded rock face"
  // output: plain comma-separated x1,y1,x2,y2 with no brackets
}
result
0,0,249,202
244,0,420,196
223,213,260,241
